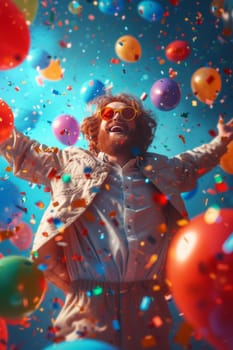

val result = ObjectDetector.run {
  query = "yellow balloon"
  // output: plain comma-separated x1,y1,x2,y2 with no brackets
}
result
68,1,83,15
13,0,38,24
220,140,233,174
191,67,222,105
115,35,142,63
39,59,64,81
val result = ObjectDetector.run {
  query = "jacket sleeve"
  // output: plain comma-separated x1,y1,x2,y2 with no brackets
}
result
169,136,229,192
0,129,67,187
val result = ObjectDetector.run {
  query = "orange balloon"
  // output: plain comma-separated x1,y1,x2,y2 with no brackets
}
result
115,35,142,63
220,140,233,174
0,99,14,144
39,59,64,81
191,67,222,105
166,208,233,350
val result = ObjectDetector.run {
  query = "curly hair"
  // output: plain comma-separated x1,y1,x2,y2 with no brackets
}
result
80,93,157,155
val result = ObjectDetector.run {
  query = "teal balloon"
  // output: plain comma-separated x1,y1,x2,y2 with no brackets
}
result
0,256,47,319
14,109,40,133
43,339,119,350
98,0,124,15
137,1,164,22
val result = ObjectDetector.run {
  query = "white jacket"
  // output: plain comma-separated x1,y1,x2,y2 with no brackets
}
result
0,129,228,292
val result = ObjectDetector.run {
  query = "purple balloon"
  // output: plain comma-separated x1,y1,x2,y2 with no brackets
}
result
52,114,80,145
150,77,181,111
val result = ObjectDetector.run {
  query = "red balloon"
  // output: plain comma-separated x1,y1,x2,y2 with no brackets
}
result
0,99,14,144
10,222,33,251
165,40,191,62
5,317,30,327
166,208,233,350
0,318,8,350
169,0,179,5
0,0,30,70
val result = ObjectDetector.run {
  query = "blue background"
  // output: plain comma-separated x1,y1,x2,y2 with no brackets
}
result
0,0,233,349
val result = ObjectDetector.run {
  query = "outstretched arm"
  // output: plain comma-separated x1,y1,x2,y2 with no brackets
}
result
0,128,64,187
169,117,233,192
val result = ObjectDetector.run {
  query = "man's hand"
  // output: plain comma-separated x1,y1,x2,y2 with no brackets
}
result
217,116,233,143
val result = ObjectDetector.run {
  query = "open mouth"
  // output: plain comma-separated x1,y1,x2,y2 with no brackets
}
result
108,125,126,134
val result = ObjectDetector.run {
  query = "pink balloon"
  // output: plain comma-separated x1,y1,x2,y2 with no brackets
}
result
52,114,80,145
10,222,33,251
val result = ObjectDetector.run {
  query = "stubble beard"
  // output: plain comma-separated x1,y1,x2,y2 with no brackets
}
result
97,128,138,157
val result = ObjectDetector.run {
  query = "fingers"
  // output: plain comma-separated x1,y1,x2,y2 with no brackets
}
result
218,115,224,124
218,116,233,127
228,118,233,127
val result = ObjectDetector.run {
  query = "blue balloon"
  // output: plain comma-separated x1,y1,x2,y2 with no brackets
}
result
137,1,164,22
80,79,106,104
98,0,124,15
181,184,198,200
43,339,119,350
14,110,39,133
29,48,51,70
0,180,23,228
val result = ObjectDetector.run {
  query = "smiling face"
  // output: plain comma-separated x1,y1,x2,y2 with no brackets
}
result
97,101,138,157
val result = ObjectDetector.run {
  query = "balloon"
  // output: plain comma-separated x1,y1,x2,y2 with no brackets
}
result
28,48,51,70
169,0,179,5
52,114,80,146
220,140,233,174
150,78,181,111
80,79,106,104
137,1,164,22
181,183,198,200
68,1,83,15
13,0,38,24
98,0,124,15
10,222,33,251
5,316,30,327
0,318,8,350
0,99,14,144
0,230,14,242
210,1,233,36
165,40,191,62
0,180,23,229
39,59,64,81
0,0,30,70
219,1,233,37
115,35,142,63
166,208,233,350
14,109,40,133
210,0,225,18
0,256,47,319
43,339,118,350
191,67,222,105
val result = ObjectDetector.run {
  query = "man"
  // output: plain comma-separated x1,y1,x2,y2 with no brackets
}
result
0,93,232,349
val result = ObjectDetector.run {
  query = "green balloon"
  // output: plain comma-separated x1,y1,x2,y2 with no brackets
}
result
0,255,47,319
